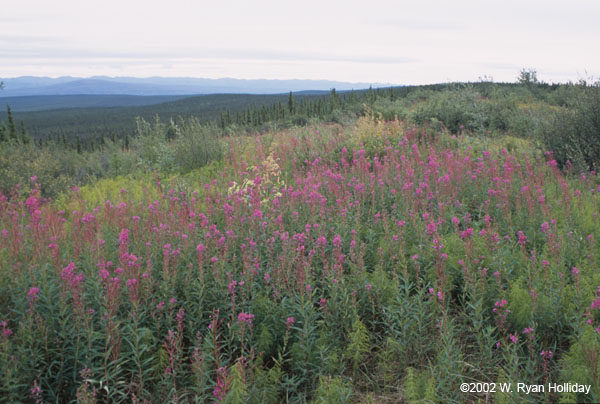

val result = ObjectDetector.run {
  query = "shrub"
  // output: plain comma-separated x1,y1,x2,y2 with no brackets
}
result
540,83,600,171
411,84,487,134
174,118,223,173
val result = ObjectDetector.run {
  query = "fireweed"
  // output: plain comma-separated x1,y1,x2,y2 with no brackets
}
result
1,119,599,402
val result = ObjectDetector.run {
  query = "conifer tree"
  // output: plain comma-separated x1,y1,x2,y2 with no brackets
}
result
0,123,6,143
6,105,18,141
288,91,294,114
330,88,339,110
367,86,375,104
19,120,31,144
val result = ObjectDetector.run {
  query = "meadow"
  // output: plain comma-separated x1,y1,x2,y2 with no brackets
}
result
1,110,600,403
2,77,600,403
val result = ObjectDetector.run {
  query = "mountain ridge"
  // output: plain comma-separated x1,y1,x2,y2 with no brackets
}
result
0,76,391,97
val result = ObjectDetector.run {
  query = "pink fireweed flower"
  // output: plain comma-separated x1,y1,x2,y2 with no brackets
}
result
27,286,40,302
517,231,528,246
1,321,12,339
213,367,228,401
332,234,342,248
30,380,42,399
98,268,110,281
493,299,508,313
264,273,271,284
61,262,76,281
237,312,255,326
126,278,137,289
540,221,550,234
509,334,518,344
495,299,508,308
286,316,295,328
522,327,534,339
228,280,237,295
306,284,312,293
156,301,165,310
460,228,474,239
316,236,327,247
176,308,185,324
118,228,129,246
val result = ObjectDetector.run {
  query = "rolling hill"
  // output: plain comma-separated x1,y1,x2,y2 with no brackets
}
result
0,95,192,112
0,76,387,97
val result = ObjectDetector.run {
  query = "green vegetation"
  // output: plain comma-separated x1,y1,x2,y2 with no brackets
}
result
1,71,600,402
0,92,335,142
0,94,190,112
2,75,599,199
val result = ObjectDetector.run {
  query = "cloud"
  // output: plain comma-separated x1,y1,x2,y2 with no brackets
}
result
371,17,466,32
0,46,419,65
0,34,58,45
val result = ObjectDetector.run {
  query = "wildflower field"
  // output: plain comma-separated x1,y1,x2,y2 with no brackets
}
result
1,116,600,403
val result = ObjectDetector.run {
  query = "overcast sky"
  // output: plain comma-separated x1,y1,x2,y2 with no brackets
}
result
1,0,599,84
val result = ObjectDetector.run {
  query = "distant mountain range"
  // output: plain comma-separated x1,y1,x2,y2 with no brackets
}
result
0,76,389,97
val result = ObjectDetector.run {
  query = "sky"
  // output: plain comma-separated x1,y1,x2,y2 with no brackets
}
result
1,0,599,85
